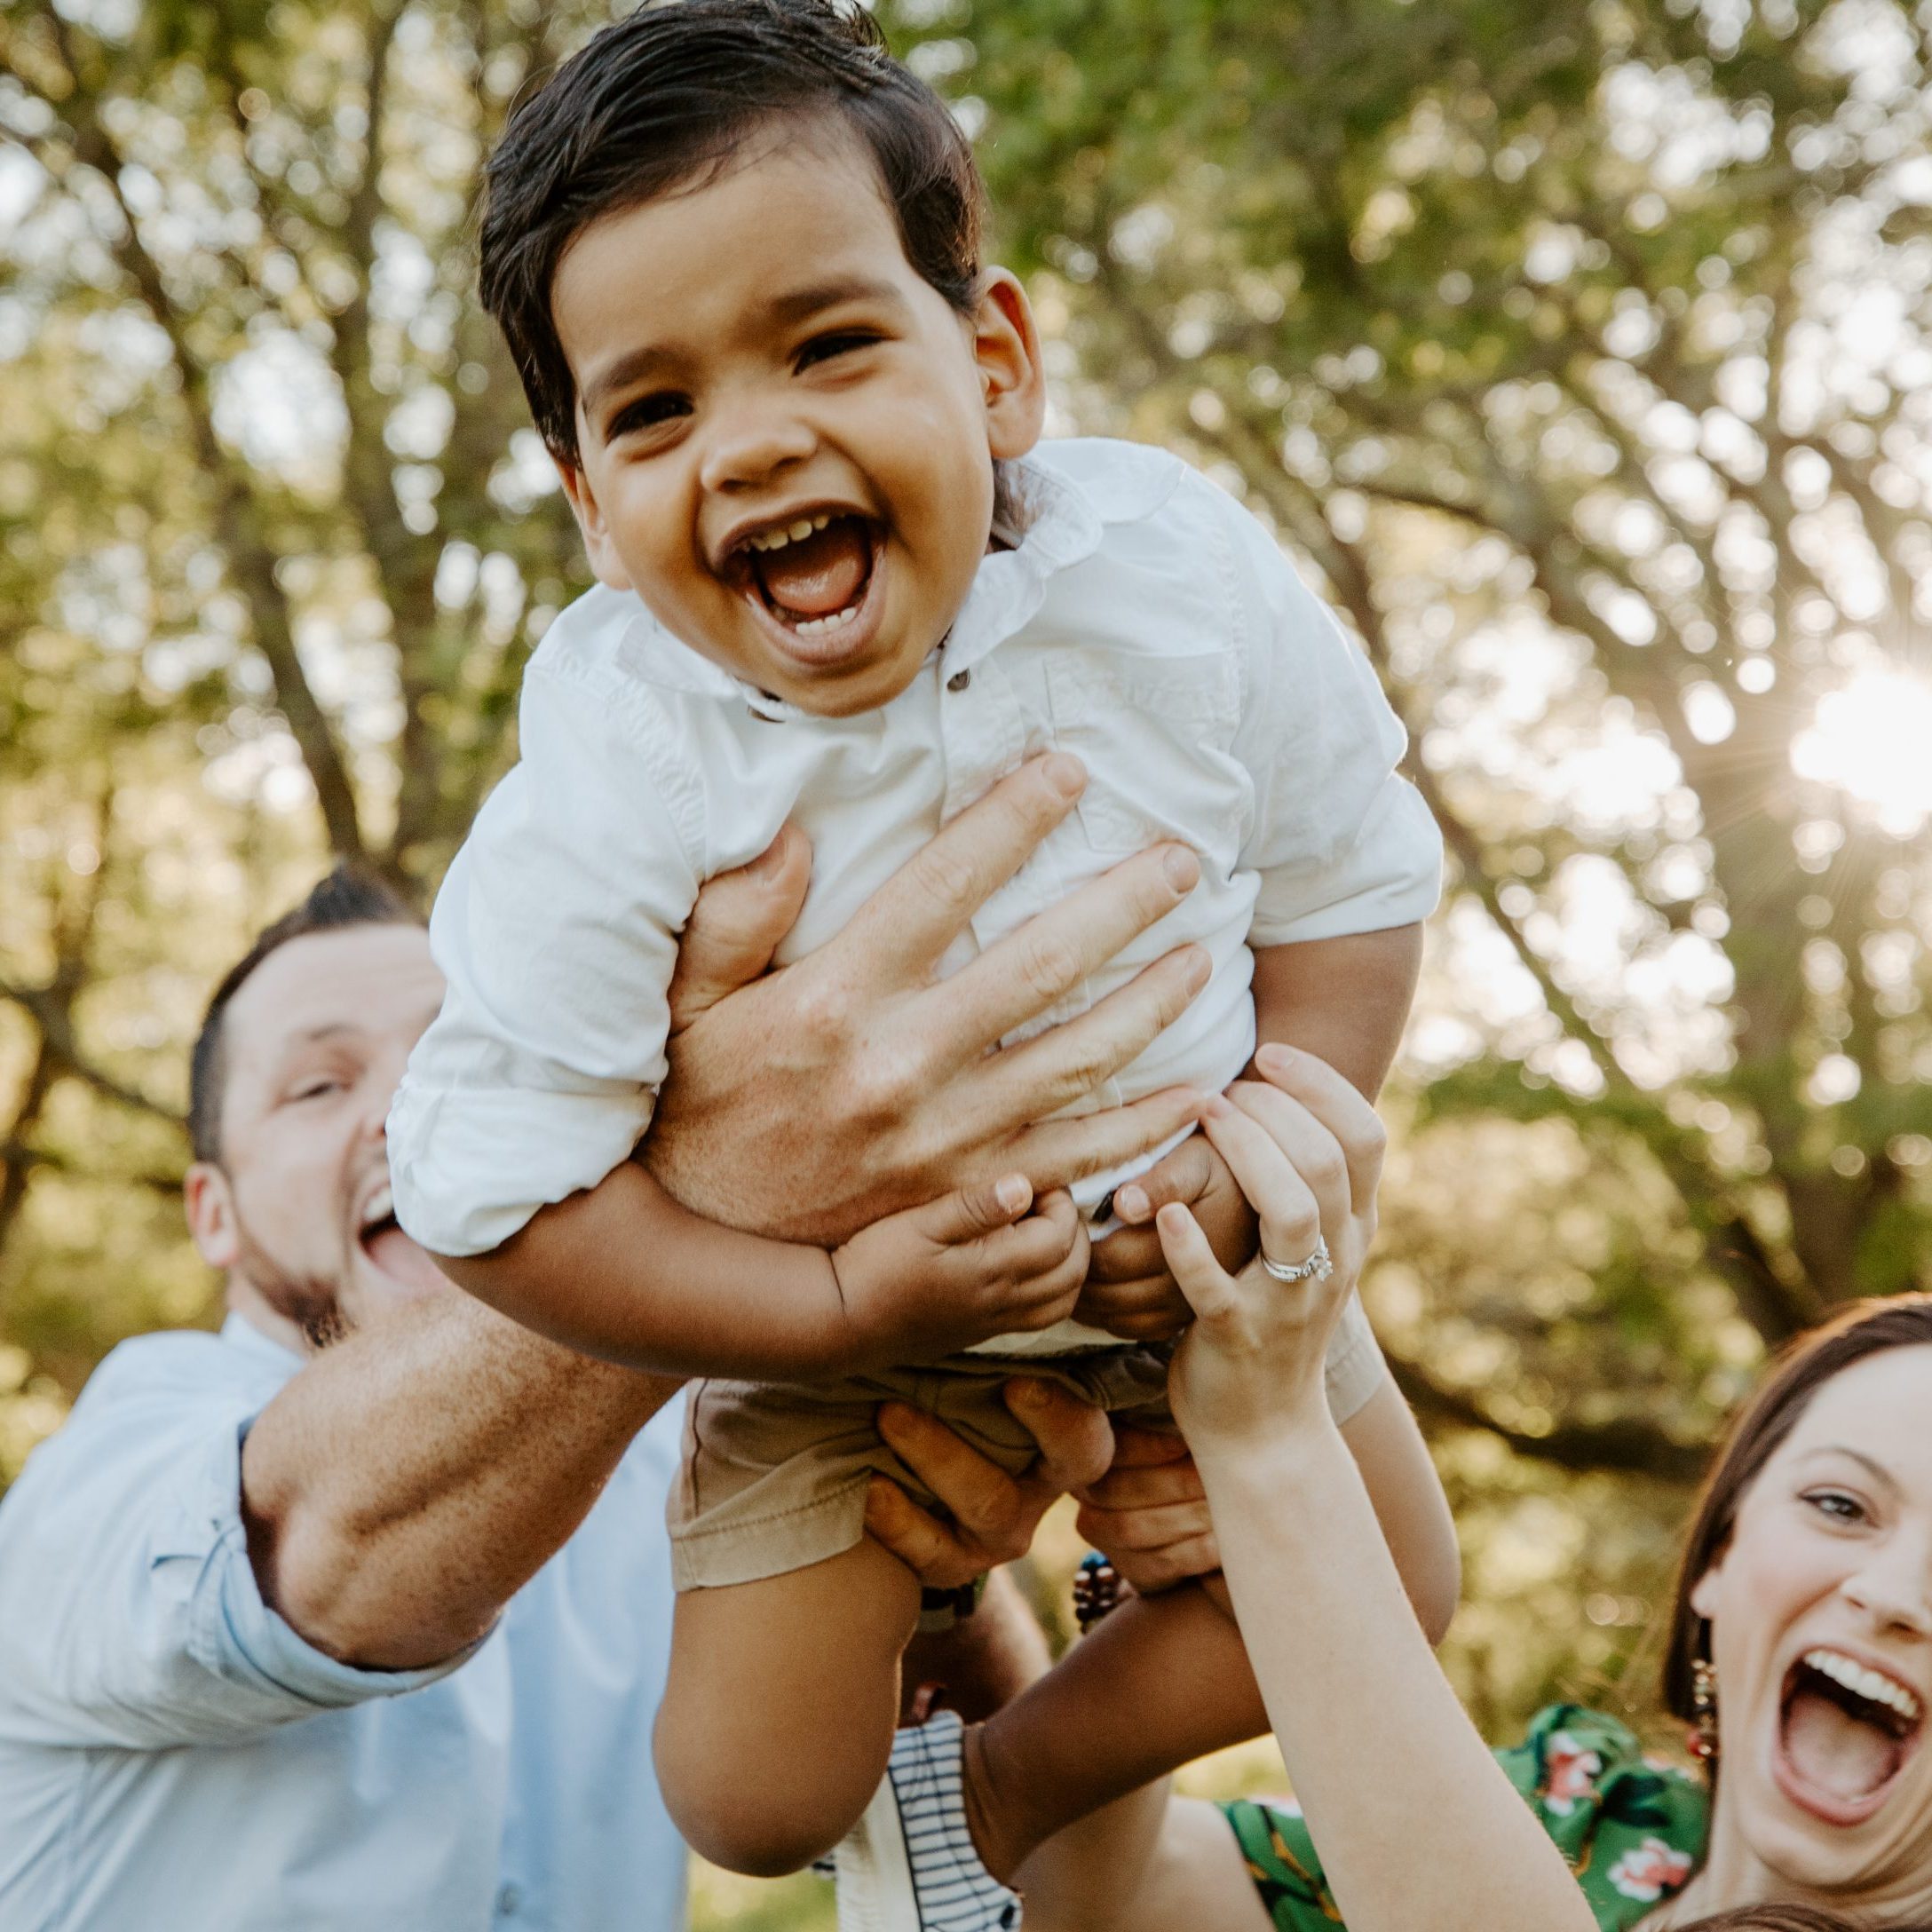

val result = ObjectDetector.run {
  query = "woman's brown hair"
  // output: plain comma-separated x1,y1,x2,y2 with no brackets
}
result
1662,1295,1932,1733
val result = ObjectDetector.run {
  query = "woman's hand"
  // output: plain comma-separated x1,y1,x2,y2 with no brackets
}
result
1158,1044,1387,1459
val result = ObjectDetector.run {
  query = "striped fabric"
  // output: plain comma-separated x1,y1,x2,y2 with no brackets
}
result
833,1712,1022,1932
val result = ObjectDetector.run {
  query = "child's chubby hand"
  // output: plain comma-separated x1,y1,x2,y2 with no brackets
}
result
828,1177,1089,1374
1077,1129,1259,1343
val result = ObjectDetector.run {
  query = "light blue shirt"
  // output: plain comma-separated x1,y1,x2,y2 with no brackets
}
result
0,1315,687,1932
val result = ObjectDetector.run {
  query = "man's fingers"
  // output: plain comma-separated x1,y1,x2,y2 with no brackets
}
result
986,944,1211,1123
1103,1422,1198,1472
1083,1529,1222,1593
1002,1378,1114,1494
941,843,1201,1049
1007,1084,1205,1197
862,1475,985,1590
838,755,1087,991
1110,1135,1219,1224
1074,1495,1215,1553
665,822,812,1026
1254,1042,1389,1212
876,1403,1033,1558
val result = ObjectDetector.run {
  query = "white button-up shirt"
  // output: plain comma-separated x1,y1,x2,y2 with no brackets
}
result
390,438,1440,1350
0,1317,686,1932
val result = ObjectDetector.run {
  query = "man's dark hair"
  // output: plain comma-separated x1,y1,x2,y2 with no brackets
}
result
187,866,419,1164
479,0,986,464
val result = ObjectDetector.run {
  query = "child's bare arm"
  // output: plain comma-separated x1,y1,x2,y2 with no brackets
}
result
437,1168,1089,1382
1247,924,1423,1101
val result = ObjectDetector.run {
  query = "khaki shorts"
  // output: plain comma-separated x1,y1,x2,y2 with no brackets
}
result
668,1289,1385,1591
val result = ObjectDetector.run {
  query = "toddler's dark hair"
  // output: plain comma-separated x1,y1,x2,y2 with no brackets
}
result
479,0,986,464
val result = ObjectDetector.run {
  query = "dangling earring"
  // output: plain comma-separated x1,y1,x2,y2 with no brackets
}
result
1688,1655,1720,1763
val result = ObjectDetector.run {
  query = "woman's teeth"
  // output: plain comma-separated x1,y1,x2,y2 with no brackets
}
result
1803,1648,1924,1726
746,513,833,553
793,603,861,637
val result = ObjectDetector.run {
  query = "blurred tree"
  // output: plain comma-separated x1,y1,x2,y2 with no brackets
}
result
0,0,610,1406
883,0,1932,1478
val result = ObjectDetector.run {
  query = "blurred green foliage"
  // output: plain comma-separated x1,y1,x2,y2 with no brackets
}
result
3,0,1930,1920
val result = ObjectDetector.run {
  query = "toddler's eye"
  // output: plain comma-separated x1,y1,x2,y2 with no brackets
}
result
797,330,878,369
606,392,690,439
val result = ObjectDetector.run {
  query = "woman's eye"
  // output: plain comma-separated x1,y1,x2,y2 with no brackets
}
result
607,392,689,439
797,330,878,369
1806,1489,1867,1524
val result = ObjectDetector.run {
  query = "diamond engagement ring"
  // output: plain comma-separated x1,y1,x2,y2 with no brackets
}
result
1260,1235,1333,1285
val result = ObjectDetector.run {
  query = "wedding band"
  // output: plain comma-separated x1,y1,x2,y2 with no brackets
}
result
1260,1235,1333,1285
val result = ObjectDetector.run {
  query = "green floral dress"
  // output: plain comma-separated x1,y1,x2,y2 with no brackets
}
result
1223,1704,1709,1929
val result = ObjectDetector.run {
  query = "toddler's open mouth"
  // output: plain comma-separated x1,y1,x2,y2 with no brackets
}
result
726,508,884,661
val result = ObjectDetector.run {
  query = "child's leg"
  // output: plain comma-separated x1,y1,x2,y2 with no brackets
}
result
961,1576,1263,1883
653,1536,921,1876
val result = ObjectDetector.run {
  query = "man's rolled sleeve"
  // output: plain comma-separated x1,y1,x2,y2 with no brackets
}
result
0,1345,470,1753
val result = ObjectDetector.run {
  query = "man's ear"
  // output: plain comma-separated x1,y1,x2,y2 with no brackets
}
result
971,268,1047,463
555,448,635,592
185,1162,242,1272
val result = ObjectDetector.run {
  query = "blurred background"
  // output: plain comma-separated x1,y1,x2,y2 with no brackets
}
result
3,0,1930,1921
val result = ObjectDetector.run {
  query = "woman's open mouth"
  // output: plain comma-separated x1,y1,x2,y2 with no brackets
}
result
728,509,886,670
1774,1646,1925,1825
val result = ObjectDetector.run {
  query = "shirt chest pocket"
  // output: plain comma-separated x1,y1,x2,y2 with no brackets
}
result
1044,651,1244,856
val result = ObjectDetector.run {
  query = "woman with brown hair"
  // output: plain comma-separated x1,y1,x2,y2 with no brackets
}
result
931,1049,1932,1931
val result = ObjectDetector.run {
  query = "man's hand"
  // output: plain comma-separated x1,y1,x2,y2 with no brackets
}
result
1077,1137,1257,1343
861,1380,1220,1595
829,1179,1090,1371
1072,1425,1219,1591
861,1380,1115,1590
642,754,1212,1246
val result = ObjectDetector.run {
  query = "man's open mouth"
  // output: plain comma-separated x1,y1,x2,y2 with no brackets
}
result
357,1184,447,1293
1775,1645,1925,1825
726,508,883,647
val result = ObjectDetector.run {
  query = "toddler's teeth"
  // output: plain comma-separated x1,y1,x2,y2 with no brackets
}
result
811,513,829,531
788,518,814,541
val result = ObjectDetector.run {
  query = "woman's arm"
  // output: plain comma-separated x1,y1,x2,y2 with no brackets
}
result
1152,1048,1596,1932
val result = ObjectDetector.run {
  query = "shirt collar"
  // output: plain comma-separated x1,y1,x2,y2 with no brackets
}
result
616,447,1109,719
220,1310,305,1382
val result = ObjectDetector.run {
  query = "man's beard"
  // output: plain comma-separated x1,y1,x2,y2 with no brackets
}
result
232,1217,352,1350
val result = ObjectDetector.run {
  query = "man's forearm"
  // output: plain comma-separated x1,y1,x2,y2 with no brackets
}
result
1248,924,1422,1101
242,1291,677,1669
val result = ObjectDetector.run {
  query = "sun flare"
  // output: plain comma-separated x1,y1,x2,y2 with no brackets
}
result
1790,669,1932,838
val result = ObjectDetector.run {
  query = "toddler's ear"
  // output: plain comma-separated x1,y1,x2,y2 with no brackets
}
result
556,452,635,592
973,268,1048,462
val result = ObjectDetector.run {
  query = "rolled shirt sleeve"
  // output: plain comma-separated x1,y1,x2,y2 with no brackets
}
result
388,653,705,1259
1226,511,1443,948
0,1336,470,1753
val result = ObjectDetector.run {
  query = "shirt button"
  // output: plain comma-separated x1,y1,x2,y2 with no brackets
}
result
947,669,970,693
496,1882,522,1917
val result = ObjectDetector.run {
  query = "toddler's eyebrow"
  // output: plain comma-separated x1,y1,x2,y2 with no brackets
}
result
764,274,907,327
